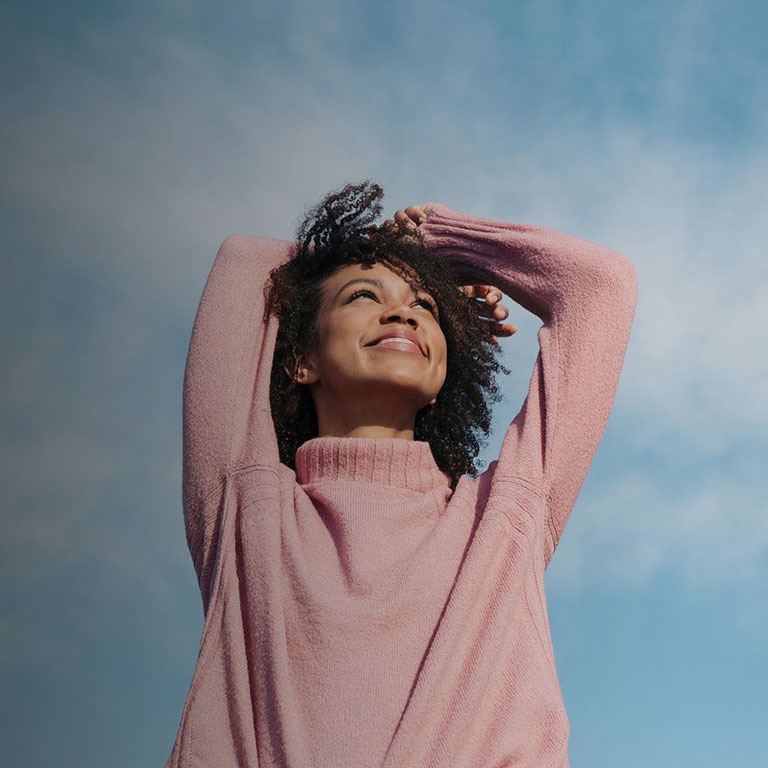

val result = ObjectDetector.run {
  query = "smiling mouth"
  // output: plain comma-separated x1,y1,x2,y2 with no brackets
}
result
368,337,424,355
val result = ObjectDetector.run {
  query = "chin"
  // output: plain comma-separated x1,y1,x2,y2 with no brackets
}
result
361,376,433,402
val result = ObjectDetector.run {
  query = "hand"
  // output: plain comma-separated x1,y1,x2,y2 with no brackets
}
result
457,284,517,343
385,204,516,343
383,203,435,235
384,207,517,341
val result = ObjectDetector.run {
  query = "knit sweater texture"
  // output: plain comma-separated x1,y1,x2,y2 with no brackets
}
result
164,203,638,767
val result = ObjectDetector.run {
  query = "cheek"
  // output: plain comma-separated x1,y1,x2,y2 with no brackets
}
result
428,331,449,383
433,327,448,360
315,315,363,369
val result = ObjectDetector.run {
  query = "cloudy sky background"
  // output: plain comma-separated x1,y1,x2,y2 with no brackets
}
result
1,1,766,765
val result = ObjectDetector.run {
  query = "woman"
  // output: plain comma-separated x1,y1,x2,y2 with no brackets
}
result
165,181,637,767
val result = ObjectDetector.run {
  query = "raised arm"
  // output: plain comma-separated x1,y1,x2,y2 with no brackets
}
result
182,234,293,606
419,204,638,566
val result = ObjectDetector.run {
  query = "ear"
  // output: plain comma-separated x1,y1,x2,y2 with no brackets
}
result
282,351,320,386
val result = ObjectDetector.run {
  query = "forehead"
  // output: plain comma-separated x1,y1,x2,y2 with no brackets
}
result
323,260,427,295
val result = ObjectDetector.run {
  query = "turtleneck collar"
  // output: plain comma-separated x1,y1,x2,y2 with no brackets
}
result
295,436,451,493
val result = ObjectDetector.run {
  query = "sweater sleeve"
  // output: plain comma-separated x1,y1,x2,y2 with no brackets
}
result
182,234,294,606
420,204,638,566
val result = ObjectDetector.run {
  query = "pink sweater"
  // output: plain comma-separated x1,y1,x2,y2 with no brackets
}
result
165,204,637,767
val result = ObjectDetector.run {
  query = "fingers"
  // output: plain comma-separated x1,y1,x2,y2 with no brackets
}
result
405,205,429,224
477,286,516,336
485,290,507,320
459,285,508,319
479,310,516,334
464,284,501,302
392,205,431,231
491,320,517,345
475,285,503,304
494,322,517,336
394,209,420,232
458,284,517,340
476,301,508,320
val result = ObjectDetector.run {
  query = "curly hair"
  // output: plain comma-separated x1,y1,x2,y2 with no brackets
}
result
264,180,509,488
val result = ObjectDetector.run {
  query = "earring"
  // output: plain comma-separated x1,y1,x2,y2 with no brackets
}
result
291,351,303,384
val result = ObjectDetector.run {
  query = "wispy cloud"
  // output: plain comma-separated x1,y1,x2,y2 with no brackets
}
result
1,0,767,705
2,2,767,765
550,467,768,592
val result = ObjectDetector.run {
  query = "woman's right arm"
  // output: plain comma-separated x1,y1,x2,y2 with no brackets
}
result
182,234,294,605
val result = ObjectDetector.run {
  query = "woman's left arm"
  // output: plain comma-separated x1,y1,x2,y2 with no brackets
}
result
411,203,638,566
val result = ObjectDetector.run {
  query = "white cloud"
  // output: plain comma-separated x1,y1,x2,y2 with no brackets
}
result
1,0,766,634
548,468,768,593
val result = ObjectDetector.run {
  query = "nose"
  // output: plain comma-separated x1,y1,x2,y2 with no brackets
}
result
380,302,420,327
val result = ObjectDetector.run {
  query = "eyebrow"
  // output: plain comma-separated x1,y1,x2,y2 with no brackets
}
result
331,277,440,319
333,278,384,300
334,278,437,302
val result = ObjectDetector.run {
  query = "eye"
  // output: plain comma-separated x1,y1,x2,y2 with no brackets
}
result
347,288,377,302
347,288,438,319
415,297,439,317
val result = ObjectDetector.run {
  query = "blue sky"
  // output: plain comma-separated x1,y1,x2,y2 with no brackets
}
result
1,1,766,765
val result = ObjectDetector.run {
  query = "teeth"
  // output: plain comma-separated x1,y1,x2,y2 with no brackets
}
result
373,337,420,352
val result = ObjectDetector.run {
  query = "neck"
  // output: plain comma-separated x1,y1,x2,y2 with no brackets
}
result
311,389,422,440
318,423,415,440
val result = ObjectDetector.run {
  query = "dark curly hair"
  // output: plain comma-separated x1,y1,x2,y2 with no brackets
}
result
264,180,509,488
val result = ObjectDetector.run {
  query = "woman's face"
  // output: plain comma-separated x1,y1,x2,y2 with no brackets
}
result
295,261,448,416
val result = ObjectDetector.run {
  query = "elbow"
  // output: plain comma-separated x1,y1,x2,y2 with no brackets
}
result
598,249,638,309
614,251,638,308
577,246,639,308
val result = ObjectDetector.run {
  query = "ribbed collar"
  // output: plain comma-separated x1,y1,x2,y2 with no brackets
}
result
295,436,451,493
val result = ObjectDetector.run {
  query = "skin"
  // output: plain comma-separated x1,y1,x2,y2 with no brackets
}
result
285,203,517,440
